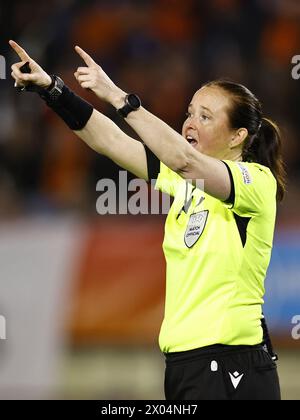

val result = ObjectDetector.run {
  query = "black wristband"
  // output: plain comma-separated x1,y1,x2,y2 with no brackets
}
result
16,65,93,130
40,83,94,131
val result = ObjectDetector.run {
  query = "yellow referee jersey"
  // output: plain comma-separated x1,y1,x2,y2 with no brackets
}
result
155,160,277,353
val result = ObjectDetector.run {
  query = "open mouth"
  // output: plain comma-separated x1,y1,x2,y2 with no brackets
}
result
186,135,198,148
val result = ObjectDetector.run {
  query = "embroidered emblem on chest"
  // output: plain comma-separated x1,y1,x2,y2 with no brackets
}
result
184,210,209,248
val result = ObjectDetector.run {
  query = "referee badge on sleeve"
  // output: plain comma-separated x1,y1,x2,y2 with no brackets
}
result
184,210,209,248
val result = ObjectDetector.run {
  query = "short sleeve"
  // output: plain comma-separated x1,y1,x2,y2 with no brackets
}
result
222,160,277,217
144,144,160,181
143,145,184,197
154,162,184,197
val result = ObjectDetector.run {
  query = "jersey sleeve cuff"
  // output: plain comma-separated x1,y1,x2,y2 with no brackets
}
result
222,161,236,208
143,144,160,182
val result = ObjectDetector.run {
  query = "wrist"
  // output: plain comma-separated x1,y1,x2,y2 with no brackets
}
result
40,81,94,131
38,75,64,102
39,74,53,89
116,93,142,119
43,74,53,89
108,89,127,109
42,74,53,89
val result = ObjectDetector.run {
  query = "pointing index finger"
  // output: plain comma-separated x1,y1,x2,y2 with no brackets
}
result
9,40,31,62
75,46,95,67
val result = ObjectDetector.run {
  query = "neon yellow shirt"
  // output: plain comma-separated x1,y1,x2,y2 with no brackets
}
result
155,160,277,353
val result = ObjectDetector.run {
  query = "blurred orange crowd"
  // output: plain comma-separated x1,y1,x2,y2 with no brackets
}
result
0,0,300,223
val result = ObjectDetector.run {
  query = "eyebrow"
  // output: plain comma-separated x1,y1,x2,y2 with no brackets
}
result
188,103,213,114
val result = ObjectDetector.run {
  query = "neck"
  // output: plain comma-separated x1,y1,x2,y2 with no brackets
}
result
221,148,243,162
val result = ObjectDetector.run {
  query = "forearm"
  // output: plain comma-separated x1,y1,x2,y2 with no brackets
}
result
112,95,189,172
60,106,148,180
27,78,147,179
73,46,189,172
73,109,148,180
76,108,125,155
36,81,144,171
109,95,230,200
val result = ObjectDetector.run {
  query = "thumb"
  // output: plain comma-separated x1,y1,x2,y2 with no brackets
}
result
75,46,95,67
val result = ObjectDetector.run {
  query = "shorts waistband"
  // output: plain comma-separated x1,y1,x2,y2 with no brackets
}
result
164,344,263,363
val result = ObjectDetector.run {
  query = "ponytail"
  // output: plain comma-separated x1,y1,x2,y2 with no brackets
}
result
242,118,286,201
203,80,286,202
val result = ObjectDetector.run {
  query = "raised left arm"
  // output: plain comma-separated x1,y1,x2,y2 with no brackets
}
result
74,46,231,201
121,105,231,201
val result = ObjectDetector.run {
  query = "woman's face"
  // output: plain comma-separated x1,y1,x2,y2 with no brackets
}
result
182,86,237,160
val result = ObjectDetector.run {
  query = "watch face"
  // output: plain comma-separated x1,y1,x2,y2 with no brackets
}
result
49,76,64,100
127,94,141,109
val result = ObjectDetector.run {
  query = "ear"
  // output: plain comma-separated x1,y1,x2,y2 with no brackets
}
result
230,128,248,149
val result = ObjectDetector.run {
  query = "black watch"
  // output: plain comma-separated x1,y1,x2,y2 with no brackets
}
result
45,75,64,101
117,93,141,118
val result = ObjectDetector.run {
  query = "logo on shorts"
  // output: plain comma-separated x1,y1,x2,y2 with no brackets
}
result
229,371,244,389
184,210,208,248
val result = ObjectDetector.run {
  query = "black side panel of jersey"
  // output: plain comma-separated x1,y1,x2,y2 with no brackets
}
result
233,214,251,247
144,144,160,181
222,161,250,247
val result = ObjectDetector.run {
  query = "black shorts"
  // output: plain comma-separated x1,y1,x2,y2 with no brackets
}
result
164,344,281,400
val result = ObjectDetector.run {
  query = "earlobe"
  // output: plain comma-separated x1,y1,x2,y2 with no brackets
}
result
229,135,237,149
230,128,248,149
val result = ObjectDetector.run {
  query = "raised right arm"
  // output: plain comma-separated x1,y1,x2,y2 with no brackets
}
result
9,40,150,181
75,109,149,180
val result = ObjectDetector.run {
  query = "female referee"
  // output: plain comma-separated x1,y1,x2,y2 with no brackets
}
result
10,40,284,400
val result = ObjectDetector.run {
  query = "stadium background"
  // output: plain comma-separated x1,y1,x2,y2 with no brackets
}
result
0,0,299,399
